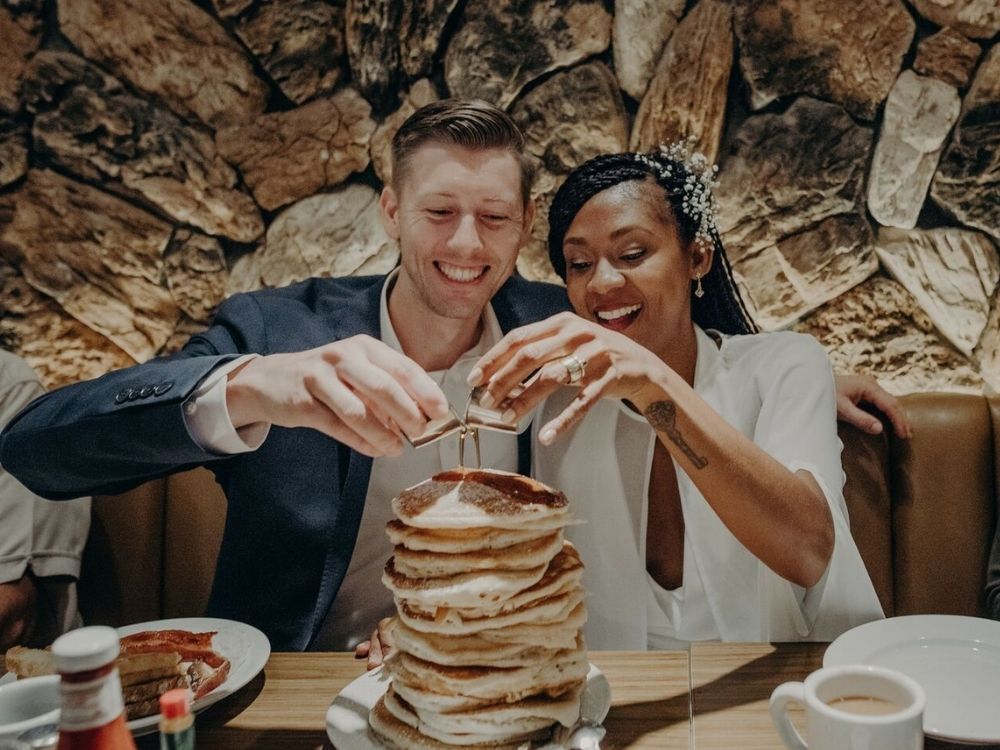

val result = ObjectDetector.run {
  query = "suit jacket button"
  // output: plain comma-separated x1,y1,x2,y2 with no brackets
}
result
138,385,155,398
114,389,129,404
153,382,174,396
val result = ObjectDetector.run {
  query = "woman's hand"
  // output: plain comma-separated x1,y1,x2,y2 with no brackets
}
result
468,312,668,444
353,617,394,670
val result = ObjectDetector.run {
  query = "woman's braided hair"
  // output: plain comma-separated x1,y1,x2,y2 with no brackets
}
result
547,144,758,336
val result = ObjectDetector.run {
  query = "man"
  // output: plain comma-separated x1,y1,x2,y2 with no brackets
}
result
0,99,908,651
1,100,567,651
0,348,91,650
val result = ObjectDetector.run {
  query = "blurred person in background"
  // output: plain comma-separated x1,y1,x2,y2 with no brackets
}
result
0,345,91,650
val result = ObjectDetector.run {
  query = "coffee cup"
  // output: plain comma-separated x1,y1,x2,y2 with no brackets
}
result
769,665,924,749
0,675,60,741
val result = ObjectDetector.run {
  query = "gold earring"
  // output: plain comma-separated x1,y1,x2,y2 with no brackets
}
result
694,273,705,299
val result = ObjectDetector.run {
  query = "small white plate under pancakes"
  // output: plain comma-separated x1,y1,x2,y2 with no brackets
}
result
325,663,611,750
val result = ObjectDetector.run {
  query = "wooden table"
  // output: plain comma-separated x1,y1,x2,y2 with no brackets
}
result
137,651,690,749
137,646,995,749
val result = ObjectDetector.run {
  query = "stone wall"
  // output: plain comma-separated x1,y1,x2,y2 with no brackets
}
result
0,0,996,393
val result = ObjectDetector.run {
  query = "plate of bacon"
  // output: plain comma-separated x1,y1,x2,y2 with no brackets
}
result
3,617,270,736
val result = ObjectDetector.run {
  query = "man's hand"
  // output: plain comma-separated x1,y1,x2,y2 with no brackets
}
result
225,336,451,457
0,575,38,651
834,374,913,438
354,617,393,670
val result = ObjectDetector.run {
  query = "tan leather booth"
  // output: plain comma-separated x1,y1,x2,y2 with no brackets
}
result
78,393,1000,629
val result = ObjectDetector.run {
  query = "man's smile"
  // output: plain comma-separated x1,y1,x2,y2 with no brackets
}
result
435,261,489,284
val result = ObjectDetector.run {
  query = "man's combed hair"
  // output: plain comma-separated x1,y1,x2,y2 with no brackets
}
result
390,98,535,206
547,151,758,337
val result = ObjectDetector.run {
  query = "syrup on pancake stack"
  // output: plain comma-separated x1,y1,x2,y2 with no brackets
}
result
371,468,588,750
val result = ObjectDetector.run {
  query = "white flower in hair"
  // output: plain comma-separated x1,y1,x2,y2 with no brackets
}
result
633,137,719,250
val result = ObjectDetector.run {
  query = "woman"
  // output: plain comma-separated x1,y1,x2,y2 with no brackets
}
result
467,143,884,649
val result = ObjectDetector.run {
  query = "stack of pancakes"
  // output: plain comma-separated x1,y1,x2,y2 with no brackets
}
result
371,468,588,750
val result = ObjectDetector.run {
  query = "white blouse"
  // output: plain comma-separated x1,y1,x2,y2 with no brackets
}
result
533,326,884,650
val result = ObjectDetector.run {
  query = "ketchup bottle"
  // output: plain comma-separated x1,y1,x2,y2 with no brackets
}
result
52,626,137,750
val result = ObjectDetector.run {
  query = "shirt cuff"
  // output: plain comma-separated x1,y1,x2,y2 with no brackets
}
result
183,354,270,454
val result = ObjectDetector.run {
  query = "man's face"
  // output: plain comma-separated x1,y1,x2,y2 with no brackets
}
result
381,143,533,323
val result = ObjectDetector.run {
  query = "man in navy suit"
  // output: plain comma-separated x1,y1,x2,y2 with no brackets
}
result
0,99,909,652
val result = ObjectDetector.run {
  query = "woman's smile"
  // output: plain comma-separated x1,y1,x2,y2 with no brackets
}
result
594,302,643,331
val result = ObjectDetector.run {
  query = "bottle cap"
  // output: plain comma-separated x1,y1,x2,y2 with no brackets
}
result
51,626,120,674
159,688,192,720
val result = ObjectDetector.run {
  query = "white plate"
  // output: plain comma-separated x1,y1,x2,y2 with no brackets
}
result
117,617,271,736
824,614,1000,744
1,617,271,738
326,663,611,749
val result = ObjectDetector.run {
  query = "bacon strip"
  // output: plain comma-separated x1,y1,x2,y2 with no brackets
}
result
187,658,232,699
120,630,227,668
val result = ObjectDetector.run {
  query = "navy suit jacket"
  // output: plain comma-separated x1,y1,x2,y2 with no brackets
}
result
0,274,570,649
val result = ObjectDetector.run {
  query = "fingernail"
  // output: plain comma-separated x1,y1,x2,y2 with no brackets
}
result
502,408,517,424
467,367,483,386
478,391,495,409
539,428,555,445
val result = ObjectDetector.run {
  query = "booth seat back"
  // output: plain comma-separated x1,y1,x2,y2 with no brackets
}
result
79,393,1000,629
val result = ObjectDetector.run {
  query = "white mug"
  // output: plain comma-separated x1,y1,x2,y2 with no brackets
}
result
769,665,925,750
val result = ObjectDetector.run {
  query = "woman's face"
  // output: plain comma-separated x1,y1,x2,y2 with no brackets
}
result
561,180,708,360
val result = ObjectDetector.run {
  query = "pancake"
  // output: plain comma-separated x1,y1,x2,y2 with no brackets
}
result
396,587,586,636
370,696,550,750
392,530,564,578
386,520,552,554
392,679,501,714
402,544,584,621
389,619,570,668
470,603,588,649
392,469,571,531
384,683,580,737
389,647,589,702
383,557,548,609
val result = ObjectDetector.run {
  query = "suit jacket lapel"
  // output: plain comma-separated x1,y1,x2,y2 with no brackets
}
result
309,277,382,645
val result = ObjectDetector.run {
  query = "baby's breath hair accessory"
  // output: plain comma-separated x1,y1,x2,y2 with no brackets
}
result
632,138,720,252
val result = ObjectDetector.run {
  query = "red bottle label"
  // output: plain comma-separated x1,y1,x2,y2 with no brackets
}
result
59,668,126,731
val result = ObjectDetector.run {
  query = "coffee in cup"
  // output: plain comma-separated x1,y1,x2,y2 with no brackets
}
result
825,694,904,716
770,665,924,750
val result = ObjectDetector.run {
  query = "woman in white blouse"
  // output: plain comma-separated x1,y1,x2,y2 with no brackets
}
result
468,145,884,649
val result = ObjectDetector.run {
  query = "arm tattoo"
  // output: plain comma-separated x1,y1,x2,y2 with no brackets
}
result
643,400,709,469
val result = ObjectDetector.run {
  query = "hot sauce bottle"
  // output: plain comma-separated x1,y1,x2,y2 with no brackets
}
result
158,688,196,750
52,626,138,750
